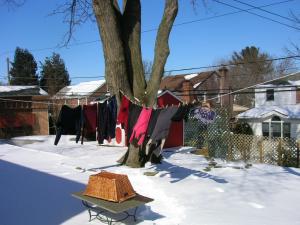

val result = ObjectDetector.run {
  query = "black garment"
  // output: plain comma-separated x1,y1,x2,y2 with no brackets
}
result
54,105,82,145
127,104,142,143
107,96,117,139
149,107,178,142
97,96,118,144
97,101,108,144
171,104,192,122
146,108,162,138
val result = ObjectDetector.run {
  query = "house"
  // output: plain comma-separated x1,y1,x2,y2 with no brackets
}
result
0,86,49,138
159,67,233,113
237,79,300,139
53,80,107,105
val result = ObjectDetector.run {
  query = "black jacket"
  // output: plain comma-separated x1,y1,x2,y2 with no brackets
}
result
54,105,82,145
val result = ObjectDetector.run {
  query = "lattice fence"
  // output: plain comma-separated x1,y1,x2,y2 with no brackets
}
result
184,108,300,168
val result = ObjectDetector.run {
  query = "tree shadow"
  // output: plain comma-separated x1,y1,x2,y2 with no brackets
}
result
153,160,228,184
0,160,85,225
0,160,163,225
283,166,300,176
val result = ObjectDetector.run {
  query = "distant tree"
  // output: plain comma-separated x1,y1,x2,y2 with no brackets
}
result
9,47,38,85
228,46,275,107
143,60,153,81
40,53,71,96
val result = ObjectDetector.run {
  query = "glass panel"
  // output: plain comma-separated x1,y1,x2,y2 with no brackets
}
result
283,123,291,138
271,122,281,137
262,122,269,137
272,116,281,121
266,89,274,101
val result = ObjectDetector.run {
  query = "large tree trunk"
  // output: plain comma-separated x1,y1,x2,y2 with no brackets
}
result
93,0,178,167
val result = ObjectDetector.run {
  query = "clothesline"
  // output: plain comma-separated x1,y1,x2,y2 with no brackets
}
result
118,90,200,110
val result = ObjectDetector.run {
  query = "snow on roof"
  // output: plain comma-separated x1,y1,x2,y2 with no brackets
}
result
0,86,48,96
288,80,300,86
56,80,105,97
0,86,35,92
193,82,202,89
184,73,198,80
237,105,300,119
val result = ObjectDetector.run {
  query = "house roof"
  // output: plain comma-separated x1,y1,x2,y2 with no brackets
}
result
257,71,300,87
0,86,48,97
159,71,218,92
237,105,300,119
157,90,183,102
54,80,106,99
233,104,249,112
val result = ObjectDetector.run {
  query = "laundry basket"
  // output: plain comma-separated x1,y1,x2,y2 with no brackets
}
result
83,171,136,202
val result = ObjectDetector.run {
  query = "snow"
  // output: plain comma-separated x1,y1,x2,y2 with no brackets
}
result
56,80,106,97
289,80,300,86
237,105,300,119
184,73,198,80
0,85,48,95
1,135,300,225
193,82,202,89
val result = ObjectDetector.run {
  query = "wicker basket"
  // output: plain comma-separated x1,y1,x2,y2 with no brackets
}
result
83,171,136,202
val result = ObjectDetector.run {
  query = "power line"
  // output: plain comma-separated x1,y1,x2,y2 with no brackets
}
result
213,0,300,31
1,55,299,81
0,0,296,57
1,71,300,105
231,0,298,23
206,67,300,102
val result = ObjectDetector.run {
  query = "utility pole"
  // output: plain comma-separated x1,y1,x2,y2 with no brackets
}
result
6,57,10,84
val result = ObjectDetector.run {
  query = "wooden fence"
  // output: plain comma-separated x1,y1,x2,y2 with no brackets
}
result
227,134,300,168
184,108,300,168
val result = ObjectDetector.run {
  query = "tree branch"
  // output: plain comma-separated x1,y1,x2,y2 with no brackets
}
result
122,0,146,99
50,0,95,46
93,0,132,97
146,0,178,105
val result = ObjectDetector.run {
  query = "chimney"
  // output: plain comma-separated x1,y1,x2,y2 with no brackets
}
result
218,66,233,115
182,80,194,103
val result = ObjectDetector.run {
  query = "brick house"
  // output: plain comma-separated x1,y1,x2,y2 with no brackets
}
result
159,67,233,112
0,86,49,138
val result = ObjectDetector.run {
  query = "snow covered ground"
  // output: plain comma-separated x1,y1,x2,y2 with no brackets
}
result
1,135,300,225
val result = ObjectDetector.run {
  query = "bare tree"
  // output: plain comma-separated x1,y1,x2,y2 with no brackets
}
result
56,0,178,167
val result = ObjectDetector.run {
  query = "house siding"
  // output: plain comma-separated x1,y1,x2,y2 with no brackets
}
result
255,87,296,107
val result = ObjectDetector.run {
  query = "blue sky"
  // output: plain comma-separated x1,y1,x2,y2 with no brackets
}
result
0,0,299,85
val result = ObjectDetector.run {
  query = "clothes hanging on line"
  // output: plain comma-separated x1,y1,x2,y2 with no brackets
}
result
145,107,178,156
171,104,193,122
191,107,216,124
148,107,178,142
107,96,117,139
54,105,82,145
97,100,108,144
97,96,118,144
81,103,98,144
129,107,152,146
126,103,143,143
117,95,131,131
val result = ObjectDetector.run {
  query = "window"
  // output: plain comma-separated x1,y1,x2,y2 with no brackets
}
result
283,123,291,138
296,88,300,104
261,116,291,138
262,122,269,137
266,89,274,101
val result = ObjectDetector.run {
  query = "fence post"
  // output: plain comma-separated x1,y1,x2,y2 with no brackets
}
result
259,137,263,163
228,133,233,161
297,140,300,168
278,138,283,166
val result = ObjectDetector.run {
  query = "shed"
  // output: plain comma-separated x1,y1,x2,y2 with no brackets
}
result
0,86,49,138
157,90,184,148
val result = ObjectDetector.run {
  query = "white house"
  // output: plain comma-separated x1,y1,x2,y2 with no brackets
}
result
237,80,300,139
